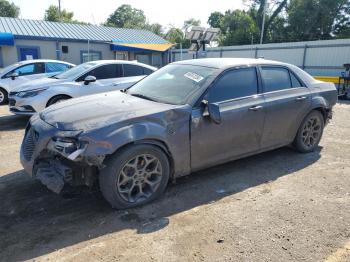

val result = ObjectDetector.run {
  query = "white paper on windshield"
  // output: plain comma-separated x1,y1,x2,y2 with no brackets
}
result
184,72,204,83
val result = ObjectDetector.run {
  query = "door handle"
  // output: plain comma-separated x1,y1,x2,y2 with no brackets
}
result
296,96,307,101
249,105,263,111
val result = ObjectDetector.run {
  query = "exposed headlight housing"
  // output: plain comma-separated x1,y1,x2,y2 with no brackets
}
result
17,88,48,98
52,137,79,155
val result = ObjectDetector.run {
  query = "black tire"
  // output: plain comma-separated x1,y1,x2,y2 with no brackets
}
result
99,144,170,209
47,95,70,107
0,87,8,105
293,110,324,153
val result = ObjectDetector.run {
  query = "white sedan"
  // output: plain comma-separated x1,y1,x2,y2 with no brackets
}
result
8,60,156,115
0,59,74,105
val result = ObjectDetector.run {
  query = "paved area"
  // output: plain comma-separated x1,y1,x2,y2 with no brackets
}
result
0,103,350,262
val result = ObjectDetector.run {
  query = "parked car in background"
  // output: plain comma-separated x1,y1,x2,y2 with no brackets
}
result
20,58,337,209
0,59,74,105
9,60,156,115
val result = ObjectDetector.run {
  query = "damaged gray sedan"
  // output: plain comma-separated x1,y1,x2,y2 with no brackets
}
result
20,58,337,209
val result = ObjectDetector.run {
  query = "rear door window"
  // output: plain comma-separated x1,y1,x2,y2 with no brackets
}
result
45,62,71,73
261,67,292,92
123,64,148,77
77,64,122,81
208,67,258,103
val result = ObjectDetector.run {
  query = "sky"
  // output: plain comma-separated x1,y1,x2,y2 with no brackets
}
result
11,0,246,28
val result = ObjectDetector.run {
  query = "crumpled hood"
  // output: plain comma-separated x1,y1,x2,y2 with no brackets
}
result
12,77,68,92
40,91,179,131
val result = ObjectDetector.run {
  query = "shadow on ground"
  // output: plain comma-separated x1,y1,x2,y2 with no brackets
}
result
0,146,322,261
0,114,29,131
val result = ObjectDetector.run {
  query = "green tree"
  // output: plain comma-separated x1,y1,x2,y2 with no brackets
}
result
216,10,259,46
106,4,146,29
44,5,88,24
44,5,73,22
247,0,288,43
0,0,19,18
183,18,201,30
286,0,350,41
208,11,224,28
164,27,191,48
165,27,184,44
144,23,164,36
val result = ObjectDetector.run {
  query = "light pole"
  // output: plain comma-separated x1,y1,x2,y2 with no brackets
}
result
260,0,267,44
58,0,62,22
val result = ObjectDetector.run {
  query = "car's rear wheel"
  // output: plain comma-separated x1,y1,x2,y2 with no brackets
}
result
0,87,8,105
47,95,71,107
99,144,170,209
293,110,324,153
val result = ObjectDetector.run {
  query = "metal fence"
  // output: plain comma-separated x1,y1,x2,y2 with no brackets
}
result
170,38,350,77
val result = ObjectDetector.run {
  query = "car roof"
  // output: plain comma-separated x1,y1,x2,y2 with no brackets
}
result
173,58,317,85
173,58,286,69
85,60,157,70
17,59,75,66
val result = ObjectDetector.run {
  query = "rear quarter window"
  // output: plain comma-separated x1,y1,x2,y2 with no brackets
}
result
290,71,304,88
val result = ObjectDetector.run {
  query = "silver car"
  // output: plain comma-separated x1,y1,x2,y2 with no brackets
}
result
20,58,337,209
0,59,74,105
9,60,156,115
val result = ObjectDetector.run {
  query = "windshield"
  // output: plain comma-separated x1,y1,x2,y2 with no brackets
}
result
128,64,216,105
54,62,97,79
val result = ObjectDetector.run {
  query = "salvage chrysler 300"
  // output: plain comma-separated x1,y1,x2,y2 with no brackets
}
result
21,58,337,209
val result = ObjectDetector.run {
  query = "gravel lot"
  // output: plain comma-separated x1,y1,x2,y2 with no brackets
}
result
0,103,350,262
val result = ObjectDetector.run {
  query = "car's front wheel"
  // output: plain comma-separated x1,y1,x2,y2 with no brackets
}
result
0,87,8,105
293,110,324,153
99,144,170,209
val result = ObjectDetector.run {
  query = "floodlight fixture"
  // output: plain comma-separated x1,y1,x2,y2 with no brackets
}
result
185,26,206,41
185,26,220,55
202,28,220,42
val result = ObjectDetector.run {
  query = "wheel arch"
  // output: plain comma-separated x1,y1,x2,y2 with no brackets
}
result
46,94,72,107
107,139,175,179
311,95,331,121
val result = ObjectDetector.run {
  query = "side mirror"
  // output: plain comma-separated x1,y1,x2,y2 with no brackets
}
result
10,72,19,80
202,100,221,124
84,75,96,85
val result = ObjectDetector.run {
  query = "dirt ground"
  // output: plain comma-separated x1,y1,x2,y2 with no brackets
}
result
0,103,350,262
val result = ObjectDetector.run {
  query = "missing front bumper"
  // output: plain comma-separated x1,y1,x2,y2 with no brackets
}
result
33,158,98,194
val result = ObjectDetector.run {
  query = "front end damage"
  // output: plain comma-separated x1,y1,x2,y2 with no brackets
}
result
33,151,100,194
20,116,105,194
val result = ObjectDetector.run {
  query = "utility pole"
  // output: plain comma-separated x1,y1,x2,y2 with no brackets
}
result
260,0,267,44
58,0,62,22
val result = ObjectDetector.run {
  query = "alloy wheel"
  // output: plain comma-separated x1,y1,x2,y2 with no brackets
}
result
0,90,4,103
117,154,163,203
301,116,322,148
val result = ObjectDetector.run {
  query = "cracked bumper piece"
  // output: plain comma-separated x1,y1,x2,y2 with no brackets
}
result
20,115,99,194
35,160,71,194
33,159,97,194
